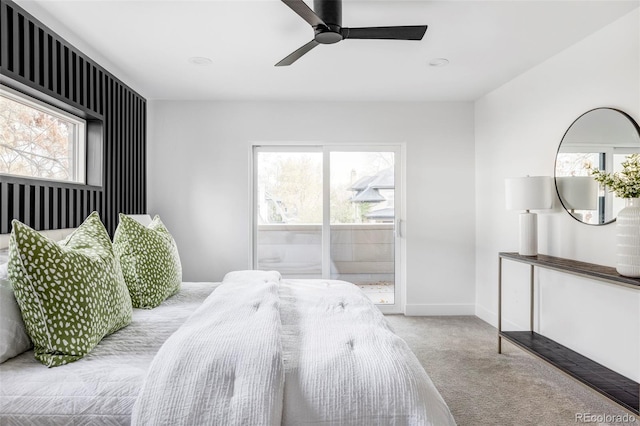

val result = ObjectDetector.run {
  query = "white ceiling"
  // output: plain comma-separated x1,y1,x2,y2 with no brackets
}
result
15,0,640,101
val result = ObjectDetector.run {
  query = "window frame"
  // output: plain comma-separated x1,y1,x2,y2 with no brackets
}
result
0,85,87,185
250,142,405,314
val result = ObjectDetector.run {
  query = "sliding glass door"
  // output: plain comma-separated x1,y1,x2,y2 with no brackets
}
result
254,149,323,277
253,145,402,309
328,150,397,305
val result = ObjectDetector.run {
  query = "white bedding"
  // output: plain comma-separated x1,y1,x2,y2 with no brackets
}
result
132,270,285,426
280,279,456,425
133,271,456,426
2,272,455,426
0,282,218,426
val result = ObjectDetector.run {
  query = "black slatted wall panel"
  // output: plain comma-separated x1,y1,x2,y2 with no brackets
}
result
0,0,146,235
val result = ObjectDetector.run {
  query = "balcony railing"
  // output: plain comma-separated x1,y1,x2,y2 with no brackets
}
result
257,223,394,281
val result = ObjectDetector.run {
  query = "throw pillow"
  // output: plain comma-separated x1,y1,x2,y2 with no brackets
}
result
0,248,8,279
0,278,32,363
7,212,132,367
113,214,182,308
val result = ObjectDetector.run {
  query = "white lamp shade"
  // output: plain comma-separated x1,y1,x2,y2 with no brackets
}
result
505,176,553,211
556,176,598,210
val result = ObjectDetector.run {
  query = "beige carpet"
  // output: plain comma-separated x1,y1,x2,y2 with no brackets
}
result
385,315,639,426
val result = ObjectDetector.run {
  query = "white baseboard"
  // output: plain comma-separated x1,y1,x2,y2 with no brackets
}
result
475,304,497,327
403,302,528,330
404,303,475,316
475,303,523,331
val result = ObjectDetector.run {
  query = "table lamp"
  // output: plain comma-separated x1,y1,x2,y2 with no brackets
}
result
505,176,553,256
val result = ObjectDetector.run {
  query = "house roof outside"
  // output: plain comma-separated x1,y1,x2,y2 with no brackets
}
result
350,168,394,205
366,206,395,220
351,187,387,203
350,175,376,192
367,168,394,190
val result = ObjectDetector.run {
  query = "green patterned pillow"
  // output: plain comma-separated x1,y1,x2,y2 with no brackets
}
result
7,212,132,367
113,214,182,308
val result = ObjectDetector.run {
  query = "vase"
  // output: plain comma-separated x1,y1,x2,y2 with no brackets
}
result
616,198,640,277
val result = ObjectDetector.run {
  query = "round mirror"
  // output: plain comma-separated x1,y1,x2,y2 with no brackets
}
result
555,108,640,225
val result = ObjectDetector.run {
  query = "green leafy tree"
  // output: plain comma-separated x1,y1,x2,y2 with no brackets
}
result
275,155,323,223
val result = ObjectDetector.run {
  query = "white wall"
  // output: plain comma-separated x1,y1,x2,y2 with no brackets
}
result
147,101,475,314
475,10,640,381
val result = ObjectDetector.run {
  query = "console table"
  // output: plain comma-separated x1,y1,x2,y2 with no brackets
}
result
498,252,639,415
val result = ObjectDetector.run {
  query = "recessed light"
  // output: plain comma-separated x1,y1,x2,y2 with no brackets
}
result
188,56,213,66
429,58,449,67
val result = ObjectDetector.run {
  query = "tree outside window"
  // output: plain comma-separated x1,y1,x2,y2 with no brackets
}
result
0,89,85,183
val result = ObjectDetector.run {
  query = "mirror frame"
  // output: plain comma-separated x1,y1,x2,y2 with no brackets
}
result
554,107,640,225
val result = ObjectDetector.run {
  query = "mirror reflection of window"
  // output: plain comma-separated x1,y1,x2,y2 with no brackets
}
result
555,152,598,176
556,176,599,223
555,152,601,224
555,108,640,225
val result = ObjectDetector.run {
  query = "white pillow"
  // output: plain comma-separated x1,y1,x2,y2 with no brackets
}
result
128,214,153,227
0,278,32,363
0,249,8,279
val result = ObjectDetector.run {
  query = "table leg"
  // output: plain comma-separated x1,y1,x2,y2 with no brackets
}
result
498,256,502,354
530,265,534,333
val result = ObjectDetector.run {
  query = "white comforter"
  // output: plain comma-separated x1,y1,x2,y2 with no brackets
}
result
132,271,285,426
133,271,456,426
0,282,218,426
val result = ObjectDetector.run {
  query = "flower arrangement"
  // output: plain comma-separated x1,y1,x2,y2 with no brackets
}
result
587,153,640,199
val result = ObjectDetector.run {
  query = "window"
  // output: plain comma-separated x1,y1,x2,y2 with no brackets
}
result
0,87,86,184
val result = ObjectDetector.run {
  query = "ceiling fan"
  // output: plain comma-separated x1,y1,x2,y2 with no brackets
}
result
276,0,428,66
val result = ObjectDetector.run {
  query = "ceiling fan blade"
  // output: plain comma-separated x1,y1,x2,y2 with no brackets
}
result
281,0,327,28
275,40,320,66
342,25,428,40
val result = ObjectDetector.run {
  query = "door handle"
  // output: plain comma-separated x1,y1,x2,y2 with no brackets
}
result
395,219,403,238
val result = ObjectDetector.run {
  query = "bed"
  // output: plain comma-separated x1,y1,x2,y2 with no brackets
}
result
0,226,456,425
0,282,218,424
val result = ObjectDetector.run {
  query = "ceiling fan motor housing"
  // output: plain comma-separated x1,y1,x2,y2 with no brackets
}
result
315,25,343,44
314,0,341,26
313,0,343,44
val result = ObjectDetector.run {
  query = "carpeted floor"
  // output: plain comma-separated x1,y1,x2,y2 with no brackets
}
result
385,315,639,426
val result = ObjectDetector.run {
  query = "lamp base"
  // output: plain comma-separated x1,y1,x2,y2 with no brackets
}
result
519,212,538,256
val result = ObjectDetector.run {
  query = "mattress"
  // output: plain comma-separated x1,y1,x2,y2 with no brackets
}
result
0,282,218,426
